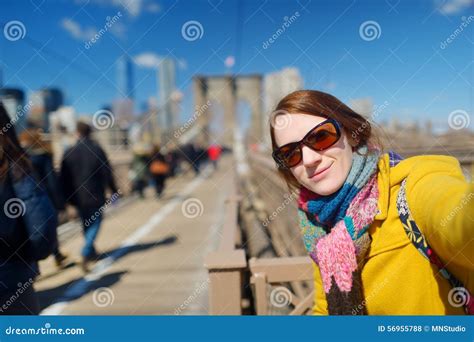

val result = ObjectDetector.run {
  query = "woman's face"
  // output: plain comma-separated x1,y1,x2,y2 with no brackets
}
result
273,113,354,196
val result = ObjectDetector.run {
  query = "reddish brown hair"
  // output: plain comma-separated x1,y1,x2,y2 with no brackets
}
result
0,102,32,182
269,90,382,191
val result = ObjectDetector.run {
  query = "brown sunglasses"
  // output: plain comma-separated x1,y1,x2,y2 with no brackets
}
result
272,118,342,169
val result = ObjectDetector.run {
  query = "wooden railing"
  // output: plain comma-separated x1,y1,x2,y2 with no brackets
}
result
246,153,315,315
247,153,306,258
250,256,314,315
204,169,247,315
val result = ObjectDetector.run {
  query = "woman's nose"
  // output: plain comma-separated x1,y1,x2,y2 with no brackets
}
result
301,145,322,167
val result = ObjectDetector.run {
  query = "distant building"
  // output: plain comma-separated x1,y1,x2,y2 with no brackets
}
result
263,67,303,147
49,106,76,133
117,55,135,100
0,88,28,132
158,58,177,136
264,67,303,116
112,98,134,128
29,88,64,132
44,88,63,112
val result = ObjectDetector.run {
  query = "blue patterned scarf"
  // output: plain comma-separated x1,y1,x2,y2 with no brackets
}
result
297,145,381,315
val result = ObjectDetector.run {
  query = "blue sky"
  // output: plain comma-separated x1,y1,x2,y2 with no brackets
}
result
0,0,473,130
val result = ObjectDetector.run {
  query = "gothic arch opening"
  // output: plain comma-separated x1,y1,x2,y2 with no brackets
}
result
193,75,263,148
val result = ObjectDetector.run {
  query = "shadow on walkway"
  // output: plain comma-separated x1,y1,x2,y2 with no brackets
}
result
36,271,127,311
37,235,178,312
96,234,178,262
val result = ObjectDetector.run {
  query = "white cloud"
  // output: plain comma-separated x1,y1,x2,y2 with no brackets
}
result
60,18,97,41
437,0,473,14
134,53,187,70
74,0,160,17
109,21,127,39
119,0,142,17
133,52,163,68
145,2,160,13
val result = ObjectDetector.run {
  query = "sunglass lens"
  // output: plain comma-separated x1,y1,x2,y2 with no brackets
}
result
278,145,301,168
306,122,339,150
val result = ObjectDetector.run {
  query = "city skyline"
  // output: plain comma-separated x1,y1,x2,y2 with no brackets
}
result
0,0,472,131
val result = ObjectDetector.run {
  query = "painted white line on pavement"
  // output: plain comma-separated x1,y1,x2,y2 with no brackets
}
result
41,166,212,315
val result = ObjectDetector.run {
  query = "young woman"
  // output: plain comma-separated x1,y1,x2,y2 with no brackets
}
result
0,102,58,314
270,90,473,315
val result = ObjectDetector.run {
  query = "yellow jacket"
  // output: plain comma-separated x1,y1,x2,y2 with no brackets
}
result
313,153,474,315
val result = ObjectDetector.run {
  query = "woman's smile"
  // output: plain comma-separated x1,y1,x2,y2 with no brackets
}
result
309,162,333,182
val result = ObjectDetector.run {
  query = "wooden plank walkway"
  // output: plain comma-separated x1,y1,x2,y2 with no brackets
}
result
36,155,234,315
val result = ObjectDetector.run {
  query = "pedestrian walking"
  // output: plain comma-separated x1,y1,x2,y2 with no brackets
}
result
60,121,118,273
207,144,222,170
130,143,149,199
149,145,169,198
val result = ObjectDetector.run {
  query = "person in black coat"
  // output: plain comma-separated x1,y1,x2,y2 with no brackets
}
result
60,121,118,272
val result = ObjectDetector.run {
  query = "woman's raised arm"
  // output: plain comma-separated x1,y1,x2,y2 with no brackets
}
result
406,156,474,269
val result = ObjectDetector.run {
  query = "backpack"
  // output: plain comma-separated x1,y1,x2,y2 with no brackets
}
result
389,151,473,314
149,160,169,175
